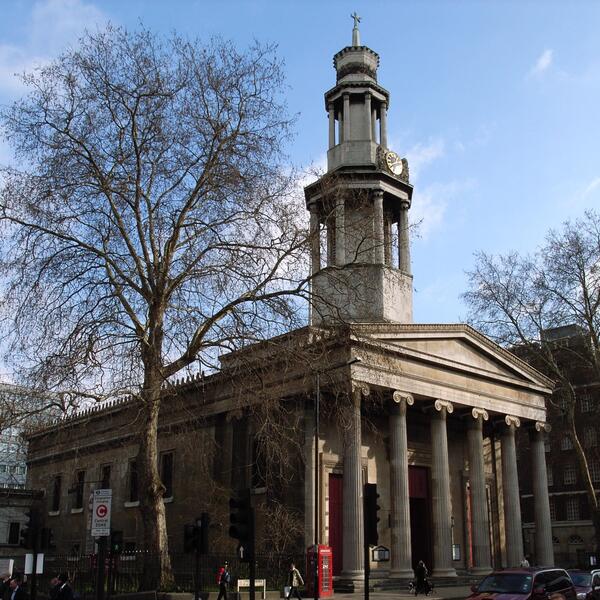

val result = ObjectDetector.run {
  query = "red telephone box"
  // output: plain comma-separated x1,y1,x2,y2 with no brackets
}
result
306,544,333,598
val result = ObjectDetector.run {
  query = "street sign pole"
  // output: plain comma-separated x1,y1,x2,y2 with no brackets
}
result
91,489,112,600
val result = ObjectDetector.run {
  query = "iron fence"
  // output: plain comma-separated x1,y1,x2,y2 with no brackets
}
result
23,551,304,599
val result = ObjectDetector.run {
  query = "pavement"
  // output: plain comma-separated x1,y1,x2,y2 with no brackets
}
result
330,588,471,600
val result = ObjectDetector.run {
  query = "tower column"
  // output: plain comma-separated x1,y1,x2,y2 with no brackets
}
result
384,217,392,266
501,416,524,567
342,383,369,580
365,93,372,142
371,107,377,142
530,423,554,566
343,93,350,142
328,102,335,148
390,392,414,578
380,102,388,148
335,201,346,266
398,202,411,274
310,206,320,275
373,190,384,264
467,409,492,574
431,400,457,577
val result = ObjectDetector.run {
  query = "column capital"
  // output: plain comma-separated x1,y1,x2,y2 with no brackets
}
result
434,399,453,414
471,407,489,421
372,189,384,200
393,391,414,406
351,381,370,397
504,415,521,429
535,421,552,433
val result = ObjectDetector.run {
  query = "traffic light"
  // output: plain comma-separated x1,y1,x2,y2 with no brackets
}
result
229,489,254,561
110,530,123,554
364,483,380,546
184,523,200,554
40,527,55,550
20,509,40,550
199,512,210,555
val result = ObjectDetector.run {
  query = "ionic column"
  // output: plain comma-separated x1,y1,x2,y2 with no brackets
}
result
342,383,369,579
467,409,492,574
390,391,414,578
531,422,554,566
304,405,316,549
373,191,385,264
380,102,388,148
343,93,350,142
310,206,321,275
328,103,335,148
431,400,457,577
365,94,372,142
501,416,524,567
398,202,411,274
335,201,345,266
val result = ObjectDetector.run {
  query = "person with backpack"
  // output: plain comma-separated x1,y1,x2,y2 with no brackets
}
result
216,562,230,600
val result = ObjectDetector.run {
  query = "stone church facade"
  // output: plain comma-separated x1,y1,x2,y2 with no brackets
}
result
25,23,555,586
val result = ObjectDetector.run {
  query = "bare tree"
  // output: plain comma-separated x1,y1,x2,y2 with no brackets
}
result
463,209,600,550
0,25,311,589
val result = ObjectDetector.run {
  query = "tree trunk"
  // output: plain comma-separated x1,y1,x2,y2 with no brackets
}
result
138,366,174,590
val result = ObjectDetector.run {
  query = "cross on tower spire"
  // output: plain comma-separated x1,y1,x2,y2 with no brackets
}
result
351,12,361,46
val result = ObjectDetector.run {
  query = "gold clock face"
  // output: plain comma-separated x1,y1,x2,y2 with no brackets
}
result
385,151,403,176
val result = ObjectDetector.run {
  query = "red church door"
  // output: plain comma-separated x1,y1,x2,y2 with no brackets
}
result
409,465,433,571
328,473,344,576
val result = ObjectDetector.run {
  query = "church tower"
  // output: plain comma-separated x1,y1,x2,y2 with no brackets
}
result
305,16,413,325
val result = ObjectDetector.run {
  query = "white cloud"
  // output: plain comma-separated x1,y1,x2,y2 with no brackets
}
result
582,177,600,198
531,49,553,76
404,138,445,182
0,0,108,96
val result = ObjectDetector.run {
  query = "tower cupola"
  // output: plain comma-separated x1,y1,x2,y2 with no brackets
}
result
304,16,414,325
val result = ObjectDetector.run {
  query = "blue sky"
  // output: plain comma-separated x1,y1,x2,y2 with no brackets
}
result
1,0,599,324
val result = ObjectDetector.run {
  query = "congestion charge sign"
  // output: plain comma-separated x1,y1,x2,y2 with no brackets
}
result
91,489,112,537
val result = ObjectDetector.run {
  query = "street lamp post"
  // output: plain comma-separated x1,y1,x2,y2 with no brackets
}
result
313,357,361,600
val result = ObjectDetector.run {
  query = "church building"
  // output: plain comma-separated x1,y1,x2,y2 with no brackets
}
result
25,21,555,588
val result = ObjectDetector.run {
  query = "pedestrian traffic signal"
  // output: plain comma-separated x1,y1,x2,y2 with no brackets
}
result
110,530,123,554
20,508,40,549
40,527,55,550
364,483,380,546
229,489,254,561
184,523,200,553
199,512,210,555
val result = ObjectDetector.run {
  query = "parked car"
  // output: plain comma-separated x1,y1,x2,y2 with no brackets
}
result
467,568,576,600
568,570,600,600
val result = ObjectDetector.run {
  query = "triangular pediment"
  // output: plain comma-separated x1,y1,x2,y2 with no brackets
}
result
350,323,553,392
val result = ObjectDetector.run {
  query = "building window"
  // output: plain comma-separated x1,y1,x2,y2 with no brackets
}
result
564,464,577,485
547,464,553,487
17,466,26,475
74,470,85,509
569,533,584,544
566,497,580,521
128,460,138,502
552,535,560,545
160,452,173,499
561,435,574,451
549,498,556,521
584,426,597,448
52,475,62,512
7,522,20,545
0,465,6,473
580,392,593,413
9,466,16,474
590,461,600,483
101,465,111,489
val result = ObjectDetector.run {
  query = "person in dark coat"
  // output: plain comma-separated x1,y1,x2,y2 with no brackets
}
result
55,574,73,600
8,574,26,600
414,561,429,596
0,573,12,600
48,577,60,600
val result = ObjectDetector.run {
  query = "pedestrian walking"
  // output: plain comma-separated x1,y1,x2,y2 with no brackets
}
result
216,562,230,600
8,574,26,600
286,562,304,600
414,560,430,596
